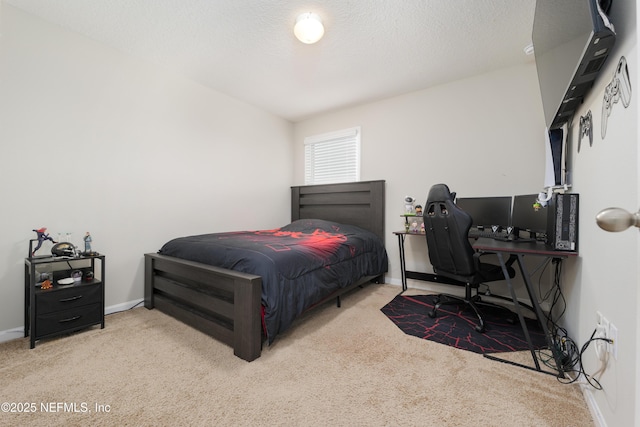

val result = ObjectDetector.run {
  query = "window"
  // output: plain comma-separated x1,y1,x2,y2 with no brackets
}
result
304,127,361,185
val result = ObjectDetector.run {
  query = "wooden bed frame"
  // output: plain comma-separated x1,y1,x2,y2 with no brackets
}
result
144,180,385,362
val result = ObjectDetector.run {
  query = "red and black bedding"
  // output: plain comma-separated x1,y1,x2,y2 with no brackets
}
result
157,218,388,344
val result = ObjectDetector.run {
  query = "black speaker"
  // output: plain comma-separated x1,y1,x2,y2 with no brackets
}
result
546,193,579,251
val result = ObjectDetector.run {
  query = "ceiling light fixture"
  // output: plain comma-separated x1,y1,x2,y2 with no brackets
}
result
294,13,324,44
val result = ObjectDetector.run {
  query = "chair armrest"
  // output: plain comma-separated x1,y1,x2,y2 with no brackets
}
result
472,251,484,270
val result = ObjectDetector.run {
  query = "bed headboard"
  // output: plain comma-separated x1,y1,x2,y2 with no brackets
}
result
291,180,385,242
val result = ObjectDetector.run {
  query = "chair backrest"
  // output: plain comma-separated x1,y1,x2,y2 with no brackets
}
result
424,183,477,277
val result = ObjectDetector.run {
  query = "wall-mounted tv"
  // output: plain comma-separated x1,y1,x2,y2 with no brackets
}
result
533,0,616,130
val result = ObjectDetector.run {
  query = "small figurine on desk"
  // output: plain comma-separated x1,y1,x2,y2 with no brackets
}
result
84,232,93,253
415,204,423,216
31,227,57,257
404,196,416,214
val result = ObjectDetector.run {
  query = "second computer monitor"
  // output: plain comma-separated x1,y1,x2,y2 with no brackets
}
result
455,196,512,228
511,194,548,237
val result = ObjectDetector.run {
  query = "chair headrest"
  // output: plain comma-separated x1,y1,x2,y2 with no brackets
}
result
427,183,454,203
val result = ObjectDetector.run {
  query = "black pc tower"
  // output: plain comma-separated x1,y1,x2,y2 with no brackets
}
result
546,193,579,251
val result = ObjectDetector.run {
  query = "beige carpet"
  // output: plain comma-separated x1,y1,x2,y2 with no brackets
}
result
0,284,592,427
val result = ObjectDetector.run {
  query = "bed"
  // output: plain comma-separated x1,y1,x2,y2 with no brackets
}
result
144,180,386,361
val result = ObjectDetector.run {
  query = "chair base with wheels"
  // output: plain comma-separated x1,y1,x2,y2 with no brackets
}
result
428,282,516,333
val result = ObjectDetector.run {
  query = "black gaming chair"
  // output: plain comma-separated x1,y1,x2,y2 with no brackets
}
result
423,183,515,332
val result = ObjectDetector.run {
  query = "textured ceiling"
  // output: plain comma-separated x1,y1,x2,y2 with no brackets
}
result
5,0,537,122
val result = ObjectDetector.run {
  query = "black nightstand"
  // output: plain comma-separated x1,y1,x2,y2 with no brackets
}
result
24,255,105,348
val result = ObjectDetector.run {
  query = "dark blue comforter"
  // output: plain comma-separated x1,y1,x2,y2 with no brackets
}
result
158,219,388,343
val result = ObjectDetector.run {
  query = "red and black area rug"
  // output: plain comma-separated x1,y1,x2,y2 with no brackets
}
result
381,294,548,354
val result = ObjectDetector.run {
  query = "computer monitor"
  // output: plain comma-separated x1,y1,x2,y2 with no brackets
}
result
511,194,548,238
454,196,512,228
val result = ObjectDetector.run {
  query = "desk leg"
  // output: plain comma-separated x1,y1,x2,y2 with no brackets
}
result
24,264,29,338
397,234,407,292
515,254,566,378
484,253,565,377
496,252,541,372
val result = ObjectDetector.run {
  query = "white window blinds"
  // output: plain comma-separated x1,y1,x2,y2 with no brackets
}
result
304,127,361,185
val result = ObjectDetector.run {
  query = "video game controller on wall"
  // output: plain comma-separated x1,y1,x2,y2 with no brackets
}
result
578,110,592,152
602,56,632,139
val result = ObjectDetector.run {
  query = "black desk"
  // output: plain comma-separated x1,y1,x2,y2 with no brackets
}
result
472,238,578,377
393,231,462,292
393,231,578,377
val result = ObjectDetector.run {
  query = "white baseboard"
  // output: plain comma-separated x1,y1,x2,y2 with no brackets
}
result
104,298,145,315
385,277,402,287
0,298,145,345
581,384,607,427
0,327,25,344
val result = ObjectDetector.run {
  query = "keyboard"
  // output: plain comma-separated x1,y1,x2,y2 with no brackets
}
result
492,236,536,243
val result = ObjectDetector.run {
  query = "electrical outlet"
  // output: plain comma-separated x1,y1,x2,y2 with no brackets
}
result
594,321,608,361
609,322,618,360
596,311,603,326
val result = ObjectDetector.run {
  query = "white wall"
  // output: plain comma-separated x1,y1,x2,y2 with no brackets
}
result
0,6,293,334
293,62,547,299
563,0,638,425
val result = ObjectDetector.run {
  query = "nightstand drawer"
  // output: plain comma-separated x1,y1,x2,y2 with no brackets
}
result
36,283,102,314
35,303,102,337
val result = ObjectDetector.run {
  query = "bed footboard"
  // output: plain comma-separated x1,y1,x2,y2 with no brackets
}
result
144,253,262,362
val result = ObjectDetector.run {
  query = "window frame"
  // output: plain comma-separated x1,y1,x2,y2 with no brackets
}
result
304,126,361,185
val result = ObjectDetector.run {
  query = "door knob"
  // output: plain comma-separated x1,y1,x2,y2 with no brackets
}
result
596,207,640,232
